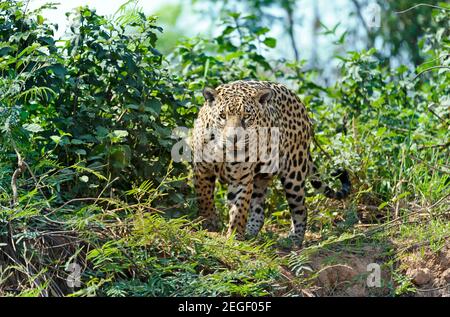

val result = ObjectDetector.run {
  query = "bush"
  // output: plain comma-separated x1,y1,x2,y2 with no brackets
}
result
1,2,190,203
0,0,448,297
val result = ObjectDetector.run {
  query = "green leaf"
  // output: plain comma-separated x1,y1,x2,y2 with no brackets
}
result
82,9,92,17
110,130,129,144
0,46,13,57
378,202,389,210
50,135,61,144
255,27,270,36
110,145,131,169
96,127,110,138
126,104,140,110
145,99,162,116
71,139,85,145
228,12,241,19
23,123,44,133
112,130,129,138
49,64,66,78
221,26,235,36
263,37,277,48
75,149,87,156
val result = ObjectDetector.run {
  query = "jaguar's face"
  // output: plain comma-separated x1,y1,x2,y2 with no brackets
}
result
202,87,272,131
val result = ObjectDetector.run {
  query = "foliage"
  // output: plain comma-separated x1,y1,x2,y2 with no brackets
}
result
0,0,449,297
1,1,190,203
358,0,448,66
170,12,279,93
80,212,280,297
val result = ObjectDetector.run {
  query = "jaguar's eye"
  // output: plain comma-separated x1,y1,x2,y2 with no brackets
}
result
244,106,252,118
219,112,226,120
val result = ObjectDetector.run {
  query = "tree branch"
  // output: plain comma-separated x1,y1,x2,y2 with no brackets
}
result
396,3,450,14
413,66,450,81
285,3,299,61
11,144,25,207
351,0,371,39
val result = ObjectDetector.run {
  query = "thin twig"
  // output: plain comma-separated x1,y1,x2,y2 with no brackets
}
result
351,0,371,37
429,192,450,209
10,140,25,207
405,235,449,251
428,104,449,125
418,141,450,151
285,3,299,61
413,66,450,81
312,136,333,162
409,154,450,174
48,197,163,216
415,283,450,293
396,3,450,14
22,161,51,209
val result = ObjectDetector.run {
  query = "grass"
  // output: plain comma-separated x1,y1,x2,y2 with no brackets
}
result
0,138,448,297
0,178,448,297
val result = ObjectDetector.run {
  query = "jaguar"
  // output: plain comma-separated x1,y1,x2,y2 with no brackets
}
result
192,80,350,246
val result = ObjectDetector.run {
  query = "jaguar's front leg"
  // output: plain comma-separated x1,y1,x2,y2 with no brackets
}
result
194,165,220,232
226,177,254,240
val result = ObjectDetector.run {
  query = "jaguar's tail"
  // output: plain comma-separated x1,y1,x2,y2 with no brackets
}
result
308,159,351,200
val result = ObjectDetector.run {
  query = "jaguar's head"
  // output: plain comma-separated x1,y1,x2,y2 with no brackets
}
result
200,86,272,162
202,86,272,131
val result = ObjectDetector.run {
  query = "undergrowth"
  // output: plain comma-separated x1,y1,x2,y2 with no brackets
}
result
0,1,449,297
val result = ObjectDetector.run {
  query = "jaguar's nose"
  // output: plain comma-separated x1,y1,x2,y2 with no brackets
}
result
225,116,242,128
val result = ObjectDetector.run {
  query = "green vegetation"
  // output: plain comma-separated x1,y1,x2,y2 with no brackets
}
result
0,0,448,297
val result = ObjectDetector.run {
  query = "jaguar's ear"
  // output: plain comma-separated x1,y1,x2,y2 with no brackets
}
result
255,88,272,104
203,87,217,104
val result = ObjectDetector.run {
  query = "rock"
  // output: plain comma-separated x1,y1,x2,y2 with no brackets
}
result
317,264,357,288
407,268,432,285
442,269,450,282
345,285,367,297
438,248,450,268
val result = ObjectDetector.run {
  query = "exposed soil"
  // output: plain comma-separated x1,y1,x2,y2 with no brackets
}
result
302,246,391,296
279,238,449,297
401,240,450,297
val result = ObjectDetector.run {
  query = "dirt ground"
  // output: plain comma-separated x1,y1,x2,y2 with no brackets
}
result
401,241,450,297
302,246,391,296
280,239,449,297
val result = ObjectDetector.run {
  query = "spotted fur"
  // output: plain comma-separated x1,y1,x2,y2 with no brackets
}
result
192,80,350,245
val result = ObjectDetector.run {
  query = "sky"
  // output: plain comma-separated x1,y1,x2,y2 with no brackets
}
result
28,0,177,38
27,0,369,65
